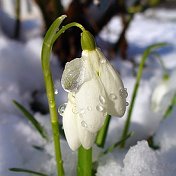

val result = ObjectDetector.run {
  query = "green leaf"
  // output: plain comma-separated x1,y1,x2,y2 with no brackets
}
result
120,42,168,148
96,114,111,148
164,94,176,119
9,168,48,176
147,136,160,150
13,100,48,140
102,132,133,156
44,15,67,46
32,145,45,151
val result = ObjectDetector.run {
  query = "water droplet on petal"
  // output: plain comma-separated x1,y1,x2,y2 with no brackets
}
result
80,108,85,114
119,107,124,115
109,93,117,100
87,106,92,111
58,103,67,116
126,102,129,106
100,59,106,64
72,106,78,114
99,95,106,104
81,121,87,128
96,105,104,112
119,89,124,98
119,88,128,98
61,58,90,92
124,88,128,98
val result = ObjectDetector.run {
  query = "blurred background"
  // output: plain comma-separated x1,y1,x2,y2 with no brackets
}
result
0,0,176,67
1,0,176,176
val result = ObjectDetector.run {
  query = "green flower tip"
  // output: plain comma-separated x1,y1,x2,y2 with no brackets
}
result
81,30,96,51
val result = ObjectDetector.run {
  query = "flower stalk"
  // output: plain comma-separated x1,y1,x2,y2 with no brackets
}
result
96,114,111,147
77,146,92,176
120,43,167,148
41,15,85,176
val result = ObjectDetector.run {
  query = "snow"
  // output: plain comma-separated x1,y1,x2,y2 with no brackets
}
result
0,4,176,176
154,108,176,152
0,0,44,40
97,141,176,176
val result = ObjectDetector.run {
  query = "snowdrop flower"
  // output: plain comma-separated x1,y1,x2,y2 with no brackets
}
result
151,70,176,114
59,30,127,150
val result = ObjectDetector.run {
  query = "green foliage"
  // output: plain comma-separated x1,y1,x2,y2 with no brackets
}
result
164,95,176,119
120,43,168,148
13,100,48,140
9,168,48,176
102,132,133,156
96,115,111,148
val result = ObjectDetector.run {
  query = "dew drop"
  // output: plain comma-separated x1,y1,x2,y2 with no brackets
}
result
58,103,67,116
54,81,60,94
109,93,117,100
119,107,124,115
119,88,124,98
96,105,104,112
49,100,54,107
100,59,106,64
80,108,85,114
124,88,128,98
126,102,129,106
81,121,87,128
99,95,106,104
119,88,128,98
61,58,89,92
87,106,92,111
72,106,78,114
54,89,58,95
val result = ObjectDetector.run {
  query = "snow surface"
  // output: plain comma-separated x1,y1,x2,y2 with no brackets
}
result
0,6,176,176
97,141,176,176
0,0,44,40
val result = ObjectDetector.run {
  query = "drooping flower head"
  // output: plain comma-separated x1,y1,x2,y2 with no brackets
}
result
151,70,176,115
60,30,127,150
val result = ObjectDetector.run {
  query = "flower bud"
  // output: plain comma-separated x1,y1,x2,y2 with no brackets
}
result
81,30,96,51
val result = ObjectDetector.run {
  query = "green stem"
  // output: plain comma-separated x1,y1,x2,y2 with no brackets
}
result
100,132,133,157
52,22,85,45
96,114,111,147
77,146,92,176
42,41,64,176
163,94,176,119
41,15,85,176
152,52,169,79
120,43,167,148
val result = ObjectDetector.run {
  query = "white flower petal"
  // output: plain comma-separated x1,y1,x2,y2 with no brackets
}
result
77,117,96,149
82,50,100,75
151,79,175,114
76,77,106,133
61,58,90,92
63,100,81,151
96,48,126,116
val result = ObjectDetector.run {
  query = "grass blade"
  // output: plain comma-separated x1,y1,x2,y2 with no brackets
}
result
13,100,48,140
102,132,133,156
9,168,48,176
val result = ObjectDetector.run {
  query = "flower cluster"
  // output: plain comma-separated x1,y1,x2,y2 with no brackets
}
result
60,30,127,150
